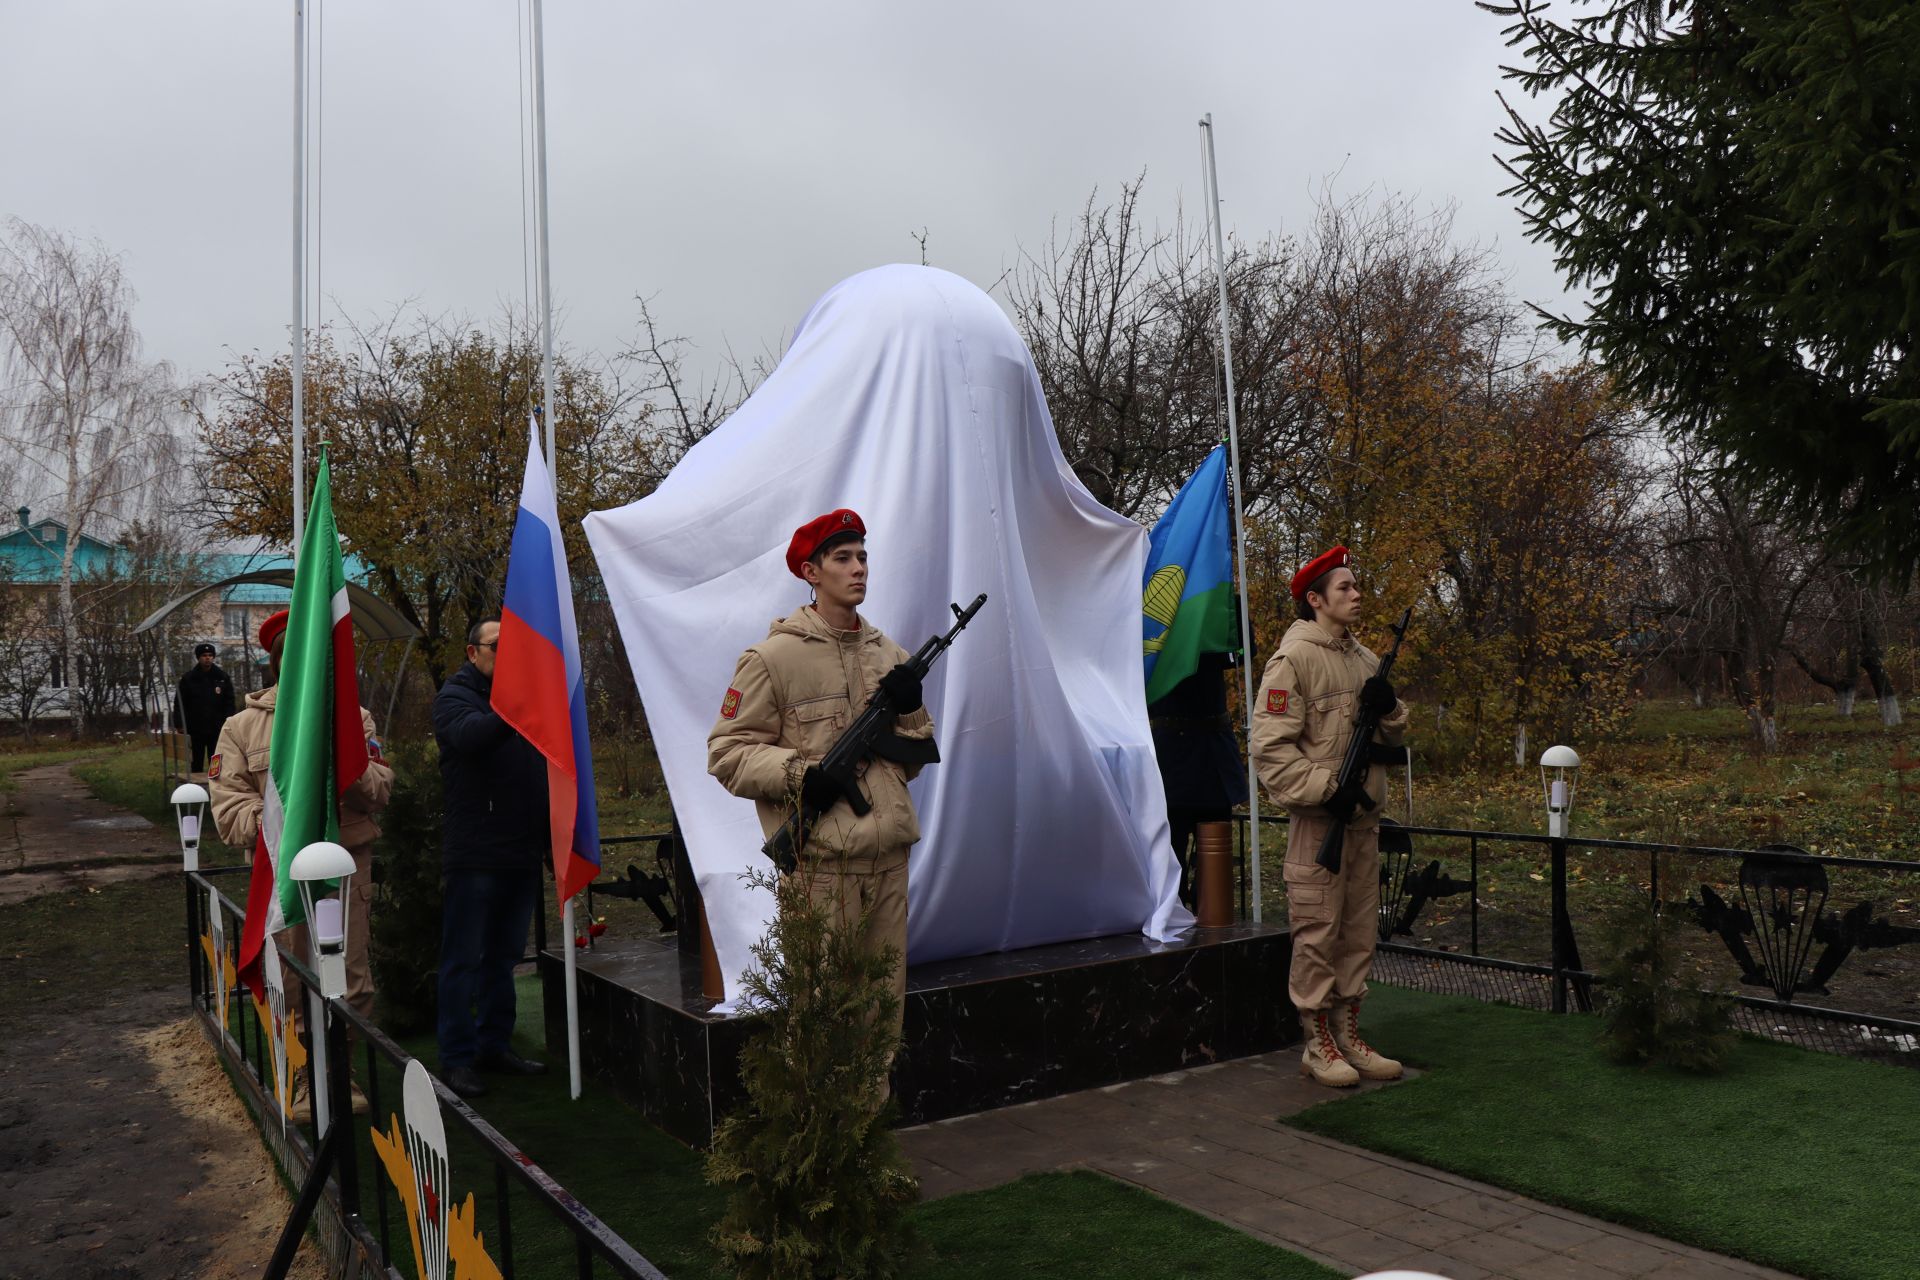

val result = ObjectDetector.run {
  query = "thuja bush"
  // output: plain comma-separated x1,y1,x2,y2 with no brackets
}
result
367,738,443,1035
1595,892,1736,1074
706,866,918,1279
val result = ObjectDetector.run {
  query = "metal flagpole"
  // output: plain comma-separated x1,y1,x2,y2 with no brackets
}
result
291,0,307,550
528,0,582,1100
291,0,332,1138
532,0,557,469
1200,113,1262,923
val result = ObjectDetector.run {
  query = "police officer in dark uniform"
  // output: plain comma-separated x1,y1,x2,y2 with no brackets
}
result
1149,649,1249,909
175,643,235,774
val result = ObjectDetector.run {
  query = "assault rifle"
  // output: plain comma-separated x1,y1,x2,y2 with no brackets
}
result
1316,607,1412,873
763,593,988,874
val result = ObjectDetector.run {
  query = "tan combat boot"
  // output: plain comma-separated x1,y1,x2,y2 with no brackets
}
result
1331,998,1403,1081
288,1073,313,1126
1299,1009,1360,1088
288,1072,370,1123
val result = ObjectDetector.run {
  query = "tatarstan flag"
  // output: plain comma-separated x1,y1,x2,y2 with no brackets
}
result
1142,443,1239,703
236,449,369,999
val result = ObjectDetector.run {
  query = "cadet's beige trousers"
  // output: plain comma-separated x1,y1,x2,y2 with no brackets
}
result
796,850,910,1044
1283,815,1380,1013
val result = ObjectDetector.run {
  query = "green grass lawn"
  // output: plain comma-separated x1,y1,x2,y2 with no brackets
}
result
1288,985,1920,1280
71,742,244,862
0,740,114,792
69,741,177,824
1400,695,1920,854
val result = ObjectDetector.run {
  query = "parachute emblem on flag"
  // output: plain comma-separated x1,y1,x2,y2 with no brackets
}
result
1142,565,1186,656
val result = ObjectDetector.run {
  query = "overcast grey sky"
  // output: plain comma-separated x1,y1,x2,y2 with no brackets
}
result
3,1,1571,385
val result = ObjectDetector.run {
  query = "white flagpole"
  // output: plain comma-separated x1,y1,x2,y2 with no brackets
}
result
290,0,307,551
290,0,335,1137
1200,114,1262,924
532,0,557,469
528,0,582,1101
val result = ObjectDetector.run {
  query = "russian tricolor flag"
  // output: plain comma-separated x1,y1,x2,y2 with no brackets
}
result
491,420,601,903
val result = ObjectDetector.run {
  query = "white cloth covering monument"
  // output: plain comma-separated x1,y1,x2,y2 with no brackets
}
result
584,264,1192,1003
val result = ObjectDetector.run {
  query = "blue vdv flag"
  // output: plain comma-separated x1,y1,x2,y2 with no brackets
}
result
1143,444,1238,702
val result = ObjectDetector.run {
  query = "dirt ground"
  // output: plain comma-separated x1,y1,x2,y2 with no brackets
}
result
0,761,325,1280
1,759,178,908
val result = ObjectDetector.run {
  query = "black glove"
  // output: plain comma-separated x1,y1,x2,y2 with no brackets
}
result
1359,674,1397,718
800,766,844,813
877,662,924,714
1324,776,1376,824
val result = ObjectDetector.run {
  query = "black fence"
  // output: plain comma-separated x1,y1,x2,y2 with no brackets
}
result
185,866,667,1280
1237,814,1920,1066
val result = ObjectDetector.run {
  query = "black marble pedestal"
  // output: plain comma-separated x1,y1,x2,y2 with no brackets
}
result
541,922,1295,1147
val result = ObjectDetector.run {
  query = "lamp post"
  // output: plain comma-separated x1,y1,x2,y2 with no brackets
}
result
267,843,365,1280
1539,744,1581,1013
1539,744,1581,839
289,840,356,999
288,840,356,1143
170,782,210,872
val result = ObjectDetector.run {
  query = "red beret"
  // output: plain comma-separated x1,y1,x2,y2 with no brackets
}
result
786,509,866,579
259,609,289,651
1290,546,1352,600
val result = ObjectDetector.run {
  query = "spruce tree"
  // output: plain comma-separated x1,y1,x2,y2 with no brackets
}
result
1487,0,1920,575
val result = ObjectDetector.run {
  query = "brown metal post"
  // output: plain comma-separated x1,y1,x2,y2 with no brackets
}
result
697,894,724,1002
1195,821,1235,927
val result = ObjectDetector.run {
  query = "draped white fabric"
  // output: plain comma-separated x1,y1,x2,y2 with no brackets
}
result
583,265,1192,1003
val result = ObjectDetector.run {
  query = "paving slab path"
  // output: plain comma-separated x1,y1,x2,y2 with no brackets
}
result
1,759,177,906
897,1053,1800,1280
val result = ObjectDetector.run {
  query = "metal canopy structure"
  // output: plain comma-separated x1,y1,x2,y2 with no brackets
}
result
132,570,420,643
133,569,421,739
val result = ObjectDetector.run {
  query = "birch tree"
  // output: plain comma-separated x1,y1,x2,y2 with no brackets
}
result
0,219,180,736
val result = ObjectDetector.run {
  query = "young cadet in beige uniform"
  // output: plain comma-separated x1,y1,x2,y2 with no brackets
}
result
707,509,935,1054
1251,546,1410,1087
212,608,394,1022
211,608,393,1117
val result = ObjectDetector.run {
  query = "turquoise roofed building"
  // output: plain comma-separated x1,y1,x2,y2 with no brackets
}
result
0,505,377,725
0,505,123,582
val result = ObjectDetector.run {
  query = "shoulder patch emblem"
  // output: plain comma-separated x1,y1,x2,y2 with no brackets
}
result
720,687,742,720
208,753,222,779
1267,689,1288,715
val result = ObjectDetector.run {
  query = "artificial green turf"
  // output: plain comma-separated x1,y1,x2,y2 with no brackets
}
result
371,977,727,1280
1288,985,1920,1280
356,980,1340,1279
911,1171,1344,1280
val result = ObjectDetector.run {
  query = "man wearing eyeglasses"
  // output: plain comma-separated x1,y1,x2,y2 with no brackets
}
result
432,617,552,1099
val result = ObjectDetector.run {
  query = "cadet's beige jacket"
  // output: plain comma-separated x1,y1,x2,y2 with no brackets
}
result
707,606,935,865
210,686,395,853
1250,618,1409,827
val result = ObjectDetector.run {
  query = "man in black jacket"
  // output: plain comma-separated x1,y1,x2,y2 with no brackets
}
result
175,643,235,774
432,618,551,1099
1149,650,1248,909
